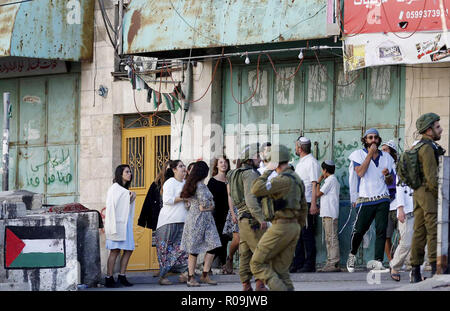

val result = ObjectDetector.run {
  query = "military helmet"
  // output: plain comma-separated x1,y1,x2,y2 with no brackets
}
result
240,143,260,162
416,113,440,134
267,144,291,163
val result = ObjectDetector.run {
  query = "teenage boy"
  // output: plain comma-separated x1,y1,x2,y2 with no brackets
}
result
316,160,341,272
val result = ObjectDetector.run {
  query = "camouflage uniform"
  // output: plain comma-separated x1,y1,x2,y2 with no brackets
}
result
249,146,307,291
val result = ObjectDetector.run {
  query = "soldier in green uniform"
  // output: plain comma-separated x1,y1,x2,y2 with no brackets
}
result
250,145,308,291
410,113,445,283
227,143,268,291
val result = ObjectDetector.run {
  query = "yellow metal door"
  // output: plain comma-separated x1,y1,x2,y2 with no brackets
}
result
122,126,171,270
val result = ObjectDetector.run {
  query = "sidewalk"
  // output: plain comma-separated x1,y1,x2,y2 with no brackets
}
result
82,269,450,291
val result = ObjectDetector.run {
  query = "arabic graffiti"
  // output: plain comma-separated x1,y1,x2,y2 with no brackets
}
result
26,148,73,188
333,141,359,199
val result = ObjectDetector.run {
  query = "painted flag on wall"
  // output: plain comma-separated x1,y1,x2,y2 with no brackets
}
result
4,226,66,269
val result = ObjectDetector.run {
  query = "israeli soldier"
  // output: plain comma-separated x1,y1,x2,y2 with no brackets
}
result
410,113,445,282
227,143,268,291
250,145,308,291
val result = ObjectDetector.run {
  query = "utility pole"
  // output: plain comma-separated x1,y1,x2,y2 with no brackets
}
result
2,92,10,191
437,156,450,274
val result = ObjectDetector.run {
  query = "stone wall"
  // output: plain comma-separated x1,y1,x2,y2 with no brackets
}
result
404,64,450,151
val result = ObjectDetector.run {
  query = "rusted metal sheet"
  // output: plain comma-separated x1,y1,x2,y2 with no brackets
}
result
123,0,338,54
0,0,94,62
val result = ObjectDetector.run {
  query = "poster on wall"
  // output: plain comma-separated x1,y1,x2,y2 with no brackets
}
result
343,0,450,71
344,31,450,71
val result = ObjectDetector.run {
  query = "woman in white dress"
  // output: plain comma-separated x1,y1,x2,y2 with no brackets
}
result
104,164,136,288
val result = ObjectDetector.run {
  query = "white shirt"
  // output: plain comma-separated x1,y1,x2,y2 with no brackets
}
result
156,177,187,230
348,149,395,200
396,184,414,216
295,153,321,203
319,175,340,219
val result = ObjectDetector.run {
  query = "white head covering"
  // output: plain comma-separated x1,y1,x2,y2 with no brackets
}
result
297,137,311,145
382,139,397,153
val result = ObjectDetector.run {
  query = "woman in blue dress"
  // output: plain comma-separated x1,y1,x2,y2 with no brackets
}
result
104,164,136,288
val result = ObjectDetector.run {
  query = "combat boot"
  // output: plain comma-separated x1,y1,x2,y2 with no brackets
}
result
410,265,422,283
242,280,253,291
255,279,268,291
431,262,437,276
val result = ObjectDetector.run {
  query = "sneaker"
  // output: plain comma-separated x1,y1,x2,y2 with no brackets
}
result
199,274,218,285
118,274,133,287
347,254,356,273
187,276,200,287
178,271,188,283
367,260,388,271
158,277,173,285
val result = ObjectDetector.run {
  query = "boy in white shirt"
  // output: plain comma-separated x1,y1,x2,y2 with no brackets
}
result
316,160,341,272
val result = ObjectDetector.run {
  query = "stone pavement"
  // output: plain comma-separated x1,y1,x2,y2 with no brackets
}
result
81,269,450,291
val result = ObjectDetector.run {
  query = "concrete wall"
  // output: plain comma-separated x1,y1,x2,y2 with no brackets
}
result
404,64,450,151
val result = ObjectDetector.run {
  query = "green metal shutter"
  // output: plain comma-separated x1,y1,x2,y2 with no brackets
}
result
0,73,80,205
222,58,405,266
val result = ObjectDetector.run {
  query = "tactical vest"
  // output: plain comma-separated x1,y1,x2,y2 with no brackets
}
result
227,167,252,210
261,169,305,221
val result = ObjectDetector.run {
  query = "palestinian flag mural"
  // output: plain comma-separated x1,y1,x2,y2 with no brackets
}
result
4,226,66,269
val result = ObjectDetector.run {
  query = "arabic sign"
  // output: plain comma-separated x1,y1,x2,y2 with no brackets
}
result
344,0,450,35
344,31,450,71
0,58,67,79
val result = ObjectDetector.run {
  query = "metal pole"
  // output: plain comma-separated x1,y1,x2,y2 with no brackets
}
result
118,0,123,55
2,92,10,191
437,156,449,274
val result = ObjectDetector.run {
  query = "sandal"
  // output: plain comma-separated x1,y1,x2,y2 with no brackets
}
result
390,268,401,282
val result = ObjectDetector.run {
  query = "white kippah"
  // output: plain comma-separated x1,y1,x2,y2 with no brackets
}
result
298,137,311,145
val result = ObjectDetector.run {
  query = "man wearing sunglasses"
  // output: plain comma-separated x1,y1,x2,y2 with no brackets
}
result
346,128,395,273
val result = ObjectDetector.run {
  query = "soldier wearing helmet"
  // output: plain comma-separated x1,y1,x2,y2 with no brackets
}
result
226,143,268,291
250,145,307,291
410,113,445,282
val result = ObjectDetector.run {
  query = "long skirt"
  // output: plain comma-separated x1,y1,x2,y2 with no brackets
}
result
155,222,188,277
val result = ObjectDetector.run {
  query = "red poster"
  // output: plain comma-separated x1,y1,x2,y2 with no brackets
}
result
344,0,450,35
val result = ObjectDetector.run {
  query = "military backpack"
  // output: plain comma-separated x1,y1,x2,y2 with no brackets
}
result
397,140,444,190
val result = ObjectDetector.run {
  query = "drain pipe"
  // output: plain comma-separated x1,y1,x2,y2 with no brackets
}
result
179,62,193,155
2,92,10,191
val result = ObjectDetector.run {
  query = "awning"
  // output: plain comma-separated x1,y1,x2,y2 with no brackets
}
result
123,0,339,55
0,0,95,62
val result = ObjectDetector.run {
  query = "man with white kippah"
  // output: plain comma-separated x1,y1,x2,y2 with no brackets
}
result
290,136,321,273
346,128,395,273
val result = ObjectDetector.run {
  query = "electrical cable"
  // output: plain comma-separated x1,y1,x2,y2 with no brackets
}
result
380,0,428,39
227,54,262,105
265,53,304,81
0,0,33,7
314,50,362,87
270,4,327,42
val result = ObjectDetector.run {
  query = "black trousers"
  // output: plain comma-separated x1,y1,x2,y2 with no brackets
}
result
291,204,317,270
350,201,390,262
